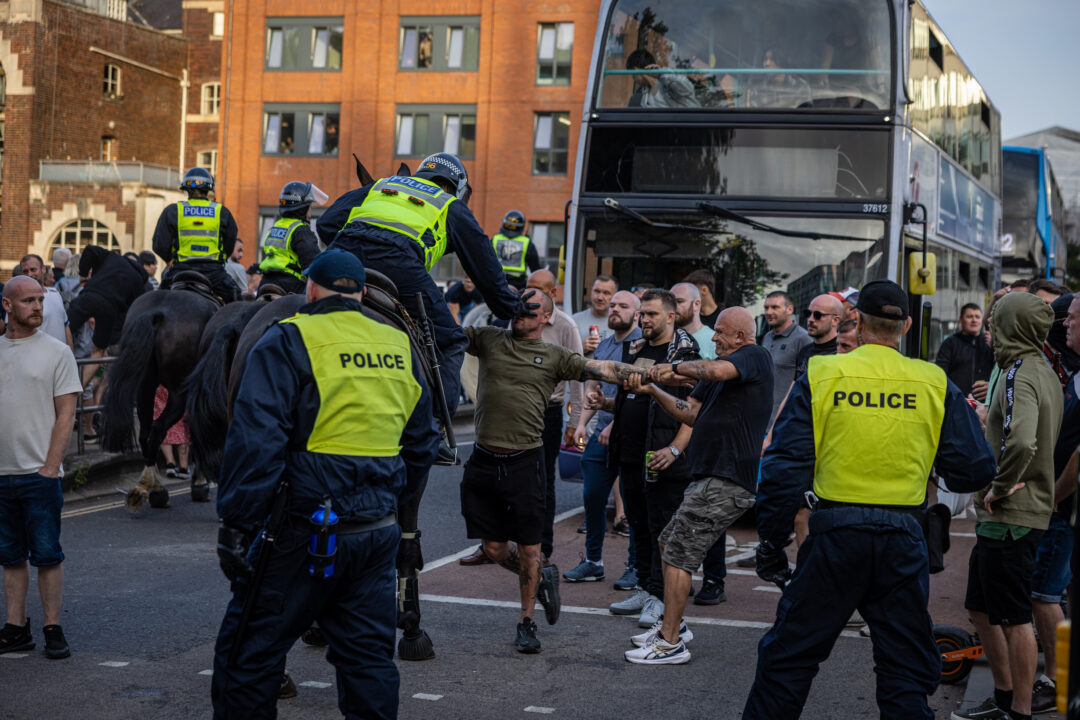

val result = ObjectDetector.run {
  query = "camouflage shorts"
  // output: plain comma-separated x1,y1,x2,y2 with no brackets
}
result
659,477,756,574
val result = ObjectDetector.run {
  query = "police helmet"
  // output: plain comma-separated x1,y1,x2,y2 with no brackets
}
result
501,210,526,237
279,181,315,214
414,153,470,199
180,166,215,193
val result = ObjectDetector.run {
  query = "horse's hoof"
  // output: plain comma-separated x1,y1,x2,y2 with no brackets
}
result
148,488,171,508
397,629,435,661
125,486,148,514
191,482,211,502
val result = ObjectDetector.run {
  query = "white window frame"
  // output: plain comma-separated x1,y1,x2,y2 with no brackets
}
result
536,22,574,85
104,63,121,97
394,104,476,159
532,112,570,175
201,82,221,116
197,149,218,175
211,11,225,38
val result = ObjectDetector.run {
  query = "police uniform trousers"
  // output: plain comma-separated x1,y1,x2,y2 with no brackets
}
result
742,507,939,720
332,236,464,417
211,523,401,720
162,260,239,303
258,270,306,296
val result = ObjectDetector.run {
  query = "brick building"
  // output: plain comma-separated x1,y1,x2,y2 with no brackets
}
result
219,0,602,281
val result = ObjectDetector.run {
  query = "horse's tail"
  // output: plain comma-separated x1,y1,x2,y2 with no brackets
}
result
185,321,241,483
102,311,161,453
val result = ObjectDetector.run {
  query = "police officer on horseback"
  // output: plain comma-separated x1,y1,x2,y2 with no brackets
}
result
316,152,521,421
257,181,324,296
153,167,240,303
212,249,438,720
492,210,542,289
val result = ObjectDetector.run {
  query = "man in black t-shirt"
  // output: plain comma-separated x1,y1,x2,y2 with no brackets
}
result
623,307,773,665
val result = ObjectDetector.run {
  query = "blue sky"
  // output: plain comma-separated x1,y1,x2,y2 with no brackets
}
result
925,0,1080,139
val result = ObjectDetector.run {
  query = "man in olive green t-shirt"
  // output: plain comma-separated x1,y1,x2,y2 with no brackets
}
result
461,290,645,654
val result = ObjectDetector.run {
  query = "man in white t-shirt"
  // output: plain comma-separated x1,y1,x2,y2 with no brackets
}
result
18,254,70,347
571,274,618,357
0,276,81,659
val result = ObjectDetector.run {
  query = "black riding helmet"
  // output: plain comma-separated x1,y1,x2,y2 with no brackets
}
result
414,153,470,200
180,166,214,193
279,181,316,215
501,210,526,237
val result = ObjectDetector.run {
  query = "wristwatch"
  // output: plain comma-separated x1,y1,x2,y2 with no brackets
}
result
668,446,681,458
671,360,683,376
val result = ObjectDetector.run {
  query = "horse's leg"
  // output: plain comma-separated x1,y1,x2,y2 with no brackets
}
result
126,379,160,513
396,472,434,661
146,389,189,509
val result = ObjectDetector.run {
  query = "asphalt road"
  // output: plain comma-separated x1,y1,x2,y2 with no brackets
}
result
3,428,968,719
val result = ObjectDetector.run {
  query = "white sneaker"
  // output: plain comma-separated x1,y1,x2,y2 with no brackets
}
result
624,634,691,665
638,596,664,628
631,617,693,647
609,588,649,616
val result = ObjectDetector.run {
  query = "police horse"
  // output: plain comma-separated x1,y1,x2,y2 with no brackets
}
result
101,281,221,509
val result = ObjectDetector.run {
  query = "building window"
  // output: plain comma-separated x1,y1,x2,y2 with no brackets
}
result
201,82,221,116
399,18,479,71
197,149,218,175
262,104,339,156
106,0,126,21
530,222,566,273
266,19,343,71
101,136,117,162
211,11,225,38
532,112,570,175
536,23,573,85
104,63,121,97
51,218,121,254
394,105,476,158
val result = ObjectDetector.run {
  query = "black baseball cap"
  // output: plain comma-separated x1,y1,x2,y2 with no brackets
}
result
856,280,908,320
303,249,366,293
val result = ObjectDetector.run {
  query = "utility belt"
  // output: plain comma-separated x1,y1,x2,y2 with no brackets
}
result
807,493,924,519
287,512,396,535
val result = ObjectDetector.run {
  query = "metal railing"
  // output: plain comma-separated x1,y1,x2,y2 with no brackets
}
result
74,355,120,456
39,160,181,189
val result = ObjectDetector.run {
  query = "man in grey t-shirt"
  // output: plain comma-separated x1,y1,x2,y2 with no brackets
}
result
571,274,618,356
761,290,811,424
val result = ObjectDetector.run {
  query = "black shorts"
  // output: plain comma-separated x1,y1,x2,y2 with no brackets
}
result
964,529,1044,626
67,291,122,350
460,445,546,546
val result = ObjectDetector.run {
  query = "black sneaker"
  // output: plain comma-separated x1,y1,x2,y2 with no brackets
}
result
515,618,541,654
0,619,34,653
537,565,561,625
164,464,177,478
950,697,1009,720
693,579,727,606
1032,675,1057,714
42,624,70,659
279,670,298,699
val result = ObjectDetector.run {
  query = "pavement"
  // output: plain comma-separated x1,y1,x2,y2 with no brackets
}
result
1,420,1019,719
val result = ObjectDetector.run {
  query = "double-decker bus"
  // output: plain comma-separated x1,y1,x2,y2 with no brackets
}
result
1002,146,1067,282
565,0,1002,357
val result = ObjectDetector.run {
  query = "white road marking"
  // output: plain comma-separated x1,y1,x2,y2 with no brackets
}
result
412,693,443,701
0,653,28,659
299,681,333,689
524,707,556,714
199,669,214,676
63,484,192,518
752,586,783,594
99,661,130,667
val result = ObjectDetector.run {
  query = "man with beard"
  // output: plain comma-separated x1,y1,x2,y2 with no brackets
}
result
671,283,716,360
793,294,842,381
461,289,645,653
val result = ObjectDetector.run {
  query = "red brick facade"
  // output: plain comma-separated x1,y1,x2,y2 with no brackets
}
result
219,0,601,276
182,0,222,173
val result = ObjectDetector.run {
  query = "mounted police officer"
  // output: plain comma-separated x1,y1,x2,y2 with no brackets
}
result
152,167,240,303
743,280,996,720
492,210,542,289
316,152,521,423
257,181,324,295
211,249,438,720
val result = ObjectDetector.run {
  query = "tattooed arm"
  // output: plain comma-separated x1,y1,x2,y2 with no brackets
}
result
627,374,701,426
579,359,647,384
648,359,740,385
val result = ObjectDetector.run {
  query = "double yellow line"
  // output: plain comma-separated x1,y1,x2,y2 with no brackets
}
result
62,484,193,518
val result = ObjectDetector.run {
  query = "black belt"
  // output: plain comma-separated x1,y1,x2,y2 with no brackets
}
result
813,498,924,518
287,513,397,534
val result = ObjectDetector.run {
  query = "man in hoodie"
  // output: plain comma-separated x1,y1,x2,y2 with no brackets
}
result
953,292,1063,720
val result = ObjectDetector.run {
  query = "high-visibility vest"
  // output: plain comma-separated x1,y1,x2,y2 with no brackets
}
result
492,233,530,275
808,343,948,506
176,199,223,262
278,310,422,456
259,218,305,279
342,176,455,272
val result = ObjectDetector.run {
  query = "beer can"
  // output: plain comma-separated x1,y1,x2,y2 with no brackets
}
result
645,451,659,482
589,325,599,338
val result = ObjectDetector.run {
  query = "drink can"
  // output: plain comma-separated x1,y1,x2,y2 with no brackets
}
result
589,325,599,338
645,451,659,482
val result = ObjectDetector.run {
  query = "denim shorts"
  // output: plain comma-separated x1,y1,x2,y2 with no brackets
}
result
659,477,755,573
1031,511,1073,603
0,473,65,568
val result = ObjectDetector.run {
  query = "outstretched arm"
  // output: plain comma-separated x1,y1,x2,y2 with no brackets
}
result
648,358,740,385
626,374,701,426
579,359,646,384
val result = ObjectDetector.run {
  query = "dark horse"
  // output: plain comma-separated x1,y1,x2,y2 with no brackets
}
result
101,289,219,509
191,271,442,662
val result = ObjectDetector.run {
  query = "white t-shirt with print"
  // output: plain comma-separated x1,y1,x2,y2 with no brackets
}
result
0,330,81,475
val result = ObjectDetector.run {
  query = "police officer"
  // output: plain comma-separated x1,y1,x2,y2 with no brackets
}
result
152,167,240,303
492,210,542,289
257,181,323,295
316,152,521,421
211,249,438,720
742,280,995,720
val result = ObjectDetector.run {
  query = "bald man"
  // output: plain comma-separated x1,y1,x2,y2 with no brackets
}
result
526,269,584,564
615,308,773,664
794,293,843,381
671,282,716,360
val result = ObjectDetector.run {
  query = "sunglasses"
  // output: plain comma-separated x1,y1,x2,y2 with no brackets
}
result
809,311,837,320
